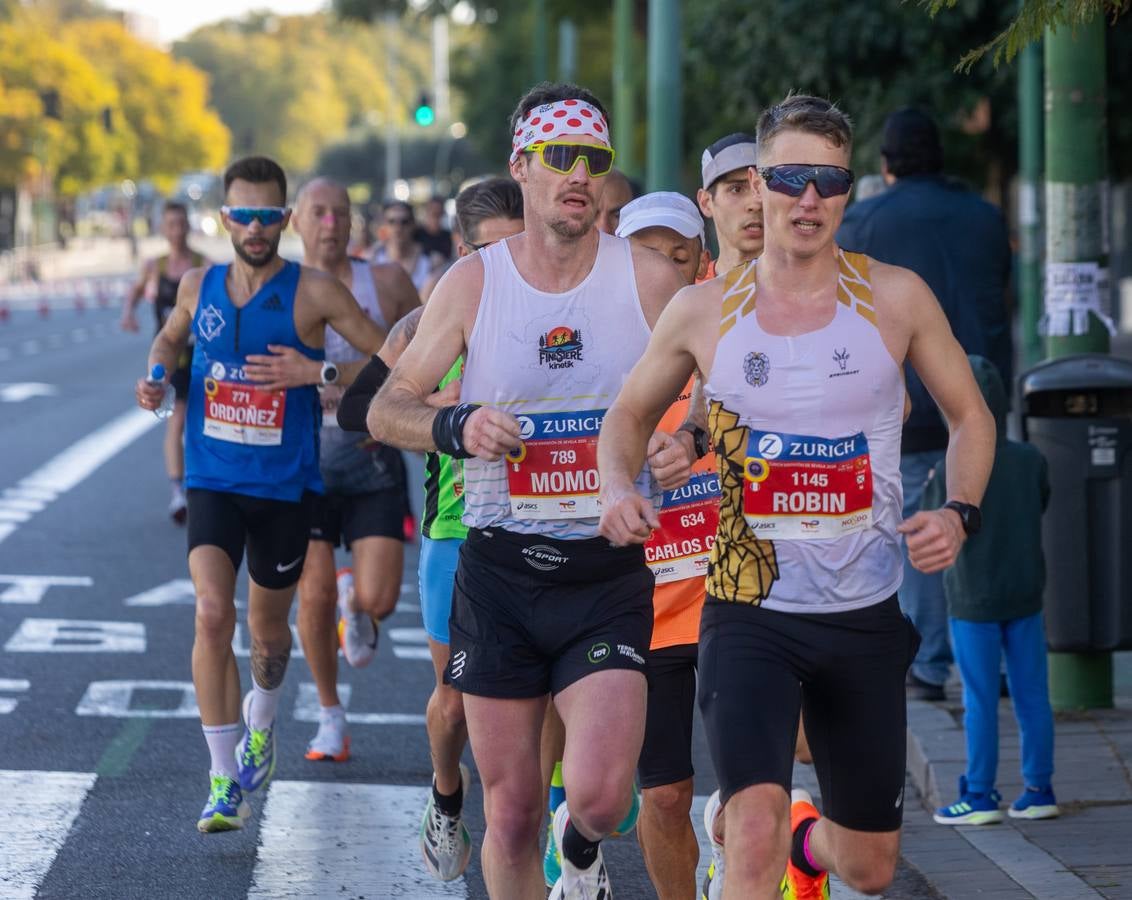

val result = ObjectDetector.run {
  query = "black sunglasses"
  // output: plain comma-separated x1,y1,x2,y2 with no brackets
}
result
757,164,855,198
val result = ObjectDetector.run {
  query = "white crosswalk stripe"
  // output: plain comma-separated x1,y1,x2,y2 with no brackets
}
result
0,770,96,899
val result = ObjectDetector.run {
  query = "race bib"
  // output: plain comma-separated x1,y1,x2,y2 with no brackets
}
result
646,470,720,584
742,429,872,540
506,410,604,519
202,368,286,446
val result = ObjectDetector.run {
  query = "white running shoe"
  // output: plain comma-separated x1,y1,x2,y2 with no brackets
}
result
335,568,378,668
304,707,349,762
549,802,612,900
419,762,473,881
701,789,724,900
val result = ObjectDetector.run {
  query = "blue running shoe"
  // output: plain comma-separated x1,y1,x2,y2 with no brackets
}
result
197,774,250,833
1009,785,1059,820
933,776,1003,825
543,814,561,888
236,691,276,793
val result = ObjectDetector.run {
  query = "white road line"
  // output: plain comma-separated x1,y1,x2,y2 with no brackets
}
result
0,770,97,899
0,408,160,546
250,781,464,899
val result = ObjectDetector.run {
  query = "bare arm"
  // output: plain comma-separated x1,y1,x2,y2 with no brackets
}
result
372,262,422,325
629,241,688,329
120,259,155,332
135,267,202,410
883,265,996,572
598,284,709,544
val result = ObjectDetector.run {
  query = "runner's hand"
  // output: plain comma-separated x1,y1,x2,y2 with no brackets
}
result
244,344,320,392
599,482,659,546
120,310,139,333
135,376,165,411
647,430,693,491
461,406,521,460
426,379,462,409
898,508,965,574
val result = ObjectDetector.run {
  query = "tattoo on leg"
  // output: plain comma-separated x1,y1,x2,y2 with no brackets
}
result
251,638,292,690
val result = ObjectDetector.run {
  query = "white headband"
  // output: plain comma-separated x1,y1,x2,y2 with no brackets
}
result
510,99,611,165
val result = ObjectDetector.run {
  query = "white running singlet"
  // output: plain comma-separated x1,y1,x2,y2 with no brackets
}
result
460,232,653,539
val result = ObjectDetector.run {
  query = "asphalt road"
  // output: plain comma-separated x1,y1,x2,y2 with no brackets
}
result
0,301,940,899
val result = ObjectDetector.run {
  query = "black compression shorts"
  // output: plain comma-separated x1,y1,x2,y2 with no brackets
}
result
698,594,919,832
638,642,698,789
187,488,316,590
445,528,654,699
309,485,406,547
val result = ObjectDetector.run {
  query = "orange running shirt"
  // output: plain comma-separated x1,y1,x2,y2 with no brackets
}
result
645,376,719,649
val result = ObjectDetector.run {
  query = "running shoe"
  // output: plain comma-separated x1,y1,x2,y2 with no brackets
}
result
336,568,379,668
1008,785,1059,820
197,773,250,833
304,708,350,762
168,485,187,525
419,762,473,881
701,789,724,900
549,803,611,900
933,775,1004,825
780,789,830,900
235,691,276,793
544,814,562,888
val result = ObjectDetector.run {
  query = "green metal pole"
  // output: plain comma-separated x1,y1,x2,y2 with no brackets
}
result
612,0,638,178
1017,31,1043,370
1044,14,1113,711
532,0,549,84
646,0,682,192
558,19,577,82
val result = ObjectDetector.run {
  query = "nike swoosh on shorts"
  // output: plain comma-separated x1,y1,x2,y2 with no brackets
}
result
276,556,303,573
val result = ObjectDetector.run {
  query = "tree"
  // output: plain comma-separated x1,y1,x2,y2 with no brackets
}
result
921,0,1130,69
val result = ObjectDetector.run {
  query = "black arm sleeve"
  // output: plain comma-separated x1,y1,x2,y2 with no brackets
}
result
336,354,390,432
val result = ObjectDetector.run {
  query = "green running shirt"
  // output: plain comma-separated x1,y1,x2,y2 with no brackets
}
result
422,358,468,540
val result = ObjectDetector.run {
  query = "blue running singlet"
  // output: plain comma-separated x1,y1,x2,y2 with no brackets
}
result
185,261,324,501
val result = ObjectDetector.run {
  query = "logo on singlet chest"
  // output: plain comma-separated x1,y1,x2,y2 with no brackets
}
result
538,325,584,369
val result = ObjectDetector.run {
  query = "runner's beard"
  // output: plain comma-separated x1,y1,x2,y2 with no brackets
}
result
233,233,281,267
548,210,595,240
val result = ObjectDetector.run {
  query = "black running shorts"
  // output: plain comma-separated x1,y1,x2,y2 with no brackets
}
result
309,486,406,547
638,642,698,789
698,594,919,832
445,528,654,699
169,363,191,402
187,488,316,590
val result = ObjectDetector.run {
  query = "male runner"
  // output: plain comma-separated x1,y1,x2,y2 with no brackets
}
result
367,83,685,900
272,176,419,762
371,200,443,292
121,200,207,523
134,156,387,834
597,95,995,898
696,133,763,280
594,167,636,235
338,176,526,881
614,192,715,899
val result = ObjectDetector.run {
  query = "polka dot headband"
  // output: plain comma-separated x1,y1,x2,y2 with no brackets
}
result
510,99,611,165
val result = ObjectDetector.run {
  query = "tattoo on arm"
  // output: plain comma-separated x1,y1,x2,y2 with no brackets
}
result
250,639,292,691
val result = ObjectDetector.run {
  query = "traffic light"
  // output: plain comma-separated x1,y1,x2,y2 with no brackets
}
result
414,92,435,127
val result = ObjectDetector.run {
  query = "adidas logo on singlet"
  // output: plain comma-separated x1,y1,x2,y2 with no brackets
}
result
261,294,283,311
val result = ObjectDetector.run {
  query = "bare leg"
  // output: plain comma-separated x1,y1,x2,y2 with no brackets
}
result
795,712,813,765
805,819,900,895
463,693,547,900
540,702,566,797
189,545,241,725
164,399,186,481
426,636,467,795
638,778,698,900
247,578,298,693
296,540,339,708
720,783,790,900
349,535,404,621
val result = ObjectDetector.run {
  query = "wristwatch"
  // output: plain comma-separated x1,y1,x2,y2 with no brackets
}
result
679,424,711,459
320,361,339,387
943,500,982,536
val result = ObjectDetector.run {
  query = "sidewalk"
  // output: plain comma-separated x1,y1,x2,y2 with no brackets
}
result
904,652,1132,899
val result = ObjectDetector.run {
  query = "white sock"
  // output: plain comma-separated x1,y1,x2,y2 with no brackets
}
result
320,703,345,721
248,681,283,731
202,723,241,778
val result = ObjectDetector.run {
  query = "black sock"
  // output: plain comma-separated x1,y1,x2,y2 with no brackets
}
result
790,816,821,877
433,779,463,817
561,820,600,871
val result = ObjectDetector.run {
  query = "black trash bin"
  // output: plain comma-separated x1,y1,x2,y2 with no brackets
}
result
1020,354,1132,652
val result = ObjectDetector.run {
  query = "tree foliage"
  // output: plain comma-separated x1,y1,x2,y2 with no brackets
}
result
921,0,1131,70
174,12,432,174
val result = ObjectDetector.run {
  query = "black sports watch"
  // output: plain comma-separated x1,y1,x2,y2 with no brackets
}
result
680,424,711,459
943,500,982,536
320,361,340,387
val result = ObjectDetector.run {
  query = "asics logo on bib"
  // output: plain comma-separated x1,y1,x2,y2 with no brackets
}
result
521,544,569,571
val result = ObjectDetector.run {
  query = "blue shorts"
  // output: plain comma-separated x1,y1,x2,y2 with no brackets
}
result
419,535,463,644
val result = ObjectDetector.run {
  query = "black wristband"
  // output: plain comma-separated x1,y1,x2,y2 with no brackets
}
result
336,354,390,432
432,403,481,459
679,423,711,459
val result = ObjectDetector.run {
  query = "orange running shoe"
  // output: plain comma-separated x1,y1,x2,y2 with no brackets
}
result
780,789,830,900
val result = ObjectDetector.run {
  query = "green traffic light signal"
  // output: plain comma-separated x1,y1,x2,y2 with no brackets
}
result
414,92,434,127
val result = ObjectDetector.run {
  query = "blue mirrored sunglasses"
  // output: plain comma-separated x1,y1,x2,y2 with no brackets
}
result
222,206,289,226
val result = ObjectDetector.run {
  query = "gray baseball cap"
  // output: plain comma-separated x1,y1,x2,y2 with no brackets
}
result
700,132,758,191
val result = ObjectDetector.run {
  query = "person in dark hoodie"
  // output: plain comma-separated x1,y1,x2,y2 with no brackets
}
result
924,355,1059,825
